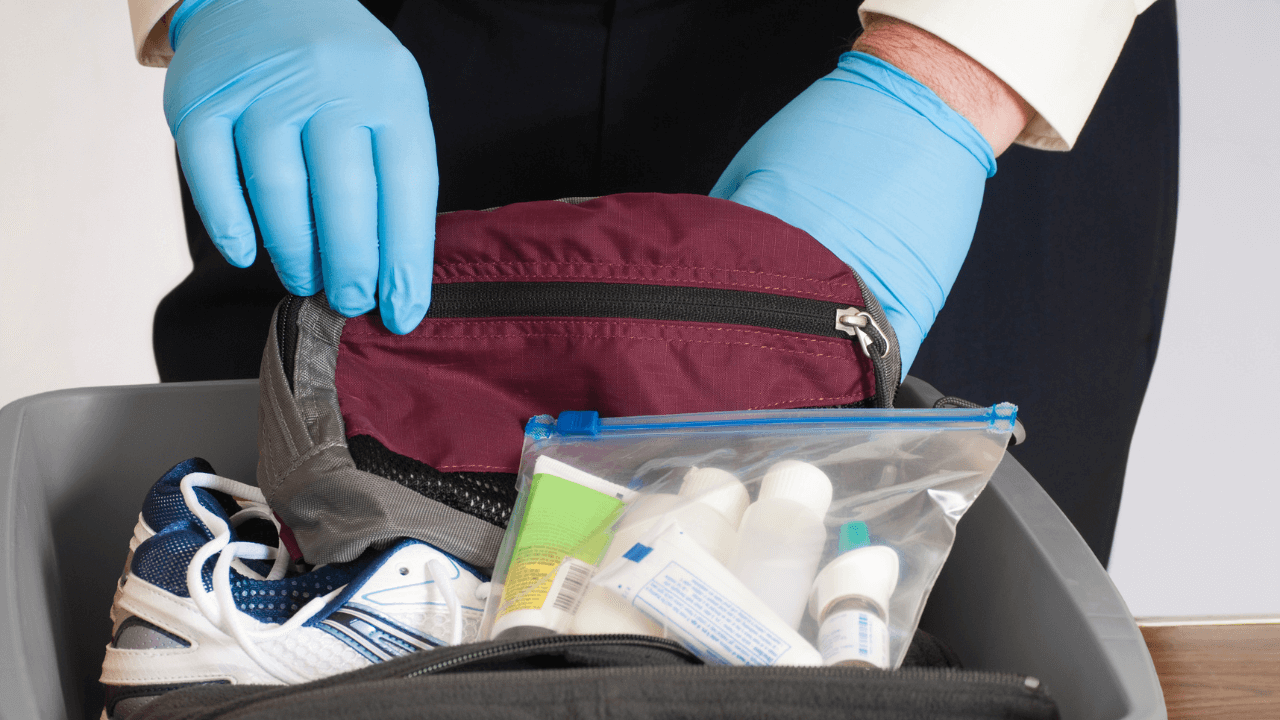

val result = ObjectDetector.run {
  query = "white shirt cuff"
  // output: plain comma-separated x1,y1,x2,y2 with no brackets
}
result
129,0,181,67
860,0,1159,151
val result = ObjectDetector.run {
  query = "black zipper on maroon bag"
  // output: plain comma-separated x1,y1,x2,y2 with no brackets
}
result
278,277,901,407
421,280,900,408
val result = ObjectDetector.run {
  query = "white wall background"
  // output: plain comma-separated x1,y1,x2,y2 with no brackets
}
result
1,0,1276,617
1106,0,1280,618
0,0,188,401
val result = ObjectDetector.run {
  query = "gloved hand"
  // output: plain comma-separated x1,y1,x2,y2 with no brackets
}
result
165,0,437,333
711,52,996,378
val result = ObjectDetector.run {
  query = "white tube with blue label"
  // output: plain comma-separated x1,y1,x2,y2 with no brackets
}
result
592,520,823,666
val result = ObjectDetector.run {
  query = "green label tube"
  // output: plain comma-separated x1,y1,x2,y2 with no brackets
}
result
490,456,634,637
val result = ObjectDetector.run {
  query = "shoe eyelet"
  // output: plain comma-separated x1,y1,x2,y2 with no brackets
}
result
398,567,409,576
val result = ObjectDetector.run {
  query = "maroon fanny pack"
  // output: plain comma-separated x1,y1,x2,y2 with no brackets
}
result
256,193,900,569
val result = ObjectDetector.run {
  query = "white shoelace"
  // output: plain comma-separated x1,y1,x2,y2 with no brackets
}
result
178,472,463,682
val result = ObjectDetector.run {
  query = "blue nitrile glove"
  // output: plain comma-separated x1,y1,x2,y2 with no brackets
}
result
711,52,996,378
165,0,437,333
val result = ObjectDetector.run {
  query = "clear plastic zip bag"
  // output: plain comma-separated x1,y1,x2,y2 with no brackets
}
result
478,405,1017,670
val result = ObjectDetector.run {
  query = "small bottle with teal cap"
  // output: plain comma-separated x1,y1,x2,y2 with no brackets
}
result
808,521,900,669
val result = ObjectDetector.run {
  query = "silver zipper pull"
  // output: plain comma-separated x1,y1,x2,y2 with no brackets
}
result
835,307,888,359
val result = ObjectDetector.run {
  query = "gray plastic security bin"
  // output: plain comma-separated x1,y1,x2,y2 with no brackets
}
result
0,378,1166,720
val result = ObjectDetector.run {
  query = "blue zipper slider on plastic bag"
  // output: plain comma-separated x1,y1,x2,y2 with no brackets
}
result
524,411,603,439
554,411,602,437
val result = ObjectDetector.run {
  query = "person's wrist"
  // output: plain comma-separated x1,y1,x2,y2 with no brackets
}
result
853,13,1031,156
833,51,995,178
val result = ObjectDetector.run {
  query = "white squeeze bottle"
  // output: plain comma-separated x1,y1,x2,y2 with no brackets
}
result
730,460,833,630
809,522,900,669
570,467,748,635
673,467,750,564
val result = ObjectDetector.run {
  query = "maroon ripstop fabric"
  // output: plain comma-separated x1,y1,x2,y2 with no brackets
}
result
430,194,862,298
335,194,875,473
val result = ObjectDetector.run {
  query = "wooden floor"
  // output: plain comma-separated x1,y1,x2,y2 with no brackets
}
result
1140,621,1280,720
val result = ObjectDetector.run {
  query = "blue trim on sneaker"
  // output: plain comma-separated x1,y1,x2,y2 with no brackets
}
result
229,562,369,625
317,605,444,660
130,523,214,597
141,458,233,533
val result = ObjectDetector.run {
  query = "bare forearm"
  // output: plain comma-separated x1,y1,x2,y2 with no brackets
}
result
853,13,1032,156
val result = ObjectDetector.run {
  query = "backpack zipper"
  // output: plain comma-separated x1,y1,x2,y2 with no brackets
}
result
398,634,1041,695
402,633,697,677
845,270,902,407
419,280,898,407
278,276,902,407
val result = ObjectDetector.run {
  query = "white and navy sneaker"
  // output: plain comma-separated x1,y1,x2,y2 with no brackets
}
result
101,459,488,719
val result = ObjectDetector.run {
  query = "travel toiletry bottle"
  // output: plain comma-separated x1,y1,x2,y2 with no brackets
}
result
809,521,900,669
730,460,833,629
570,467,748,635
673,466,750,563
